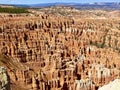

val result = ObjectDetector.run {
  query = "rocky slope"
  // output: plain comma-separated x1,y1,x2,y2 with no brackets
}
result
0,6,120,90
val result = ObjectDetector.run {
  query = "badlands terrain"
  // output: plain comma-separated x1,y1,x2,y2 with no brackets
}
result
0,5,120,90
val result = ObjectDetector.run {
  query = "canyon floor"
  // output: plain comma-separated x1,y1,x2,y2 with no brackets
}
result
0,6,120,90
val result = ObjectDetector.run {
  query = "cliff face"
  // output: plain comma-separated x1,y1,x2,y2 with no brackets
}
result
0,7,120,90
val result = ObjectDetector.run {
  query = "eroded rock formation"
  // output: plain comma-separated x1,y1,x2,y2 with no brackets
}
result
0,7,120,90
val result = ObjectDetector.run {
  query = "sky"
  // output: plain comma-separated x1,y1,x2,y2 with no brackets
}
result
0,0,120,4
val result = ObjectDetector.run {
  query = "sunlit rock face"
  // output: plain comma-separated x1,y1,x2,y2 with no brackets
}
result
98,79,120,90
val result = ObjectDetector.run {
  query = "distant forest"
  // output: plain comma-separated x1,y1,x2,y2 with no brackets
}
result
0,7,29,13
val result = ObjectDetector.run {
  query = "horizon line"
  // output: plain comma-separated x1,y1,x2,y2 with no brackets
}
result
0,2,120,5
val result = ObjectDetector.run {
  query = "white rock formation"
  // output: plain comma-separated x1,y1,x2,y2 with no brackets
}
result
98,79,120,90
